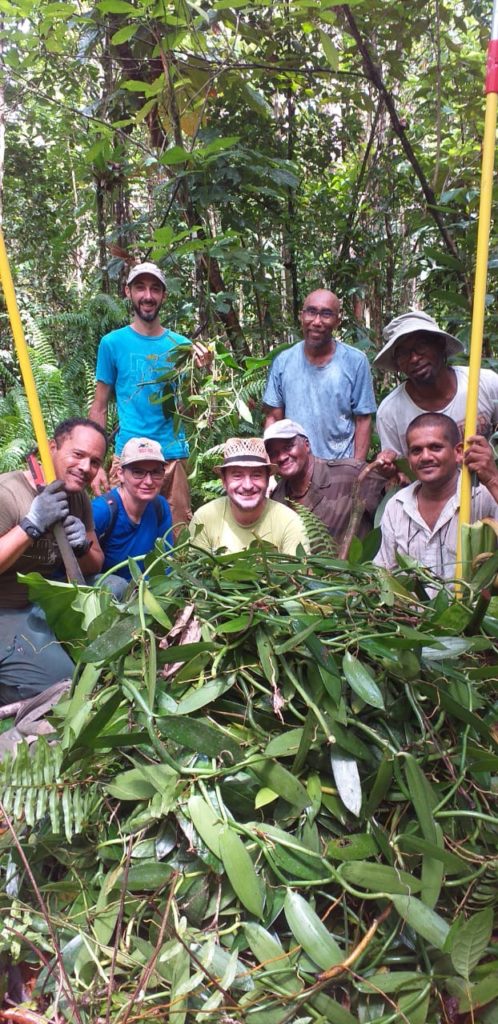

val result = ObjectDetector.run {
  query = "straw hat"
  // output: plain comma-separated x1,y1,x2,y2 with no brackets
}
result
373,311,464,373
215,437,277,476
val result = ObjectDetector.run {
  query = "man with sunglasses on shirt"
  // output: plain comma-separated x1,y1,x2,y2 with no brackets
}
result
92,437,173,581
262,289,376,462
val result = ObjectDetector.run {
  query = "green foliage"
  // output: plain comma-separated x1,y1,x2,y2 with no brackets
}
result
0,544,497,1021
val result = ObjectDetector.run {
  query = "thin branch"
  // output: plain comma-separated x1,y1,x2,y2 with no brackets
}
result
0,800,84,1024
104,836,134,1024
117,874,178,1024
339,4,472,304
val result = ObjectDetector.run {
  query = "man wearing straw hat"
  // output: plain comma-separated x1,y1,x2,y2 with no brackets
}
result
375,311,498,456
189,438,309,555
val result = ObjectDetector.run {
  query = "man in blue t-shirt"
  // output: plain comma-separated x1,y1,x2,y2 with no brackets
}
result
92,437,173,581
263,289,376,461
89,262,212,532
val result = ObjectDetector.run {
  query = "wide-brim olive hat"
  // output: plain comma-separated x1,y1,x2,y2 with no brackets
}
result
373,311,464,373
214,437,277,476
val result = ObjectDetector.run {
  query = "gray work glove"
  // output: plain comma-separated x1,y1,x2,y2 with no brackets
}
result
24,480,69,535
63,515,91,557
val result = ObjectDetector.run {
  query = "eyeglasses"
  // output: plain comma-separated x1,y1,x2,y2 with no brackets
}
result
127,467,165,481
394,341,435,367
302,307,338,321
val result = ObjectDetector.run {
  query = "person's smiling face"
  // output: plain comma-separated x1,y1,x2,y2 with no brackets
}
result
222,466,269,516
300,289,341,352
51,425,106,492
126,274,166,324
120,461,165,502
265,435,310,479
407,424,462,487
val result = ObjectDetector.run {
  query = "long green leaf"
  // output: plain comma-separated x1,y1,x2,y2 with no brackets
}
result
392,895,450,949
342,651,385,709
219,827,263,918
284,890,342,969
341,862,422,895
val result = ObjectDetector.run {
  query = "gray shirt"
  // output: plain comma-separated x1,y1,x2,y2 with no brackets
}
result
263,341,377,459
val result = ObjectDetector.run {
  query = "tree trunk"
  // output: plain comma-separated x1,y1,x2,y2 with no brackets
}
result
340,4,472,304
159,47,248,354
95,177,109,293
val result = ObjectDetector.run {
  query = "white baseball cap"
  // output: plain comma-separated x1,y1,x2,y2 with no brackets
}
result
263,419,309,443
126,262,166,288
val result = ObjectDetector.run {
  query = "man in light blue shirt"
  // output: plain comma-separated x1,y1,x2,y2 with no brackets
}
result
89,262,211,532
263,289,376,461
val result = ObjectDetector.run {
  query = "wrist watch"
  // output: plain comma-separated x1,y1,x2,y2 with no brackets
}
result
20,517,44,540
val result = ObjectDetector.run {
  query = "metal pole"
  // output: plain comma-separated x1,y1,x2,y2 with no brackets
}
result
0,227,84,583
455,0,498,591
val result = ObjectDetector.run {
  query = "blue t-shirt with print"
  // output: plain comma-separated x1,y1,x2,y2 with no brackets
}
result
96,324,190,459
262,340,377,459
92,488,173,580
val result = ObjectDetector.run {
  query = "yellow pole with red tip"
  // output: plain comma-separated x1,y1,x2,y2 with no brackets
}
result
456,0,498,593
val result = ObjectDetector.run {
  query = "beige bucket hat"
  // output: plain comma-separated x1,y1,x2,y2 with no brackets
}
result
215,437,277,476
373,311,464,372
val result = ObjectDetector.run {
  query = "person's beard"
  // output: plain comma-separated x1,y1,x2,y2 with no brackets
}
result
132,297,162,324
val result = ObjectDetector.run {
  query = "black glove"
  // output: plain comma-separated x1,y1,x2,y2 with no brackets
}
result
21,480,68,539
63,515,91,557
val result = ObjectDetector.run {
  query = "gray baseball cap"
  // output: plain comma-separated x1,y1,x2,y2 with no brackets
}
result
373,311,464,372
263,419,309,444
126,262,166,288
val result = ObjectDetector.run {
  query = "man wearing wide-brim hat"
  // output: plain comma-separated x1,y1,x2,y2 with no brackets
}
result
189,438,309,555
374,311,498,457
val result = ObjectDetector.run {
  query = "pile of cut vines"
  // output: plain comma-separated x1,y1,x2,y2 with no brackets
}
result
0,541,497,1024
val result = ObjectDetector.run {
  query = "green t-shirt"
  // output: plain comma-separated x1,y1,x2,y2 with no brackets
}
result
189,496,309,556
0,471,93,609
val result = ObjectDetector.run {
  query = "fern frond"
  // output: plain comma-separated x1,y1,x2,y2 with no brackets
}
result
289,501,337,556
0,738,100,841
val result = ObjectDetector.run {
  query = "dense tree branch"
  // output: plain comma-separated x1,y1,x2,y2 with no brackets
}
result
340,4,472,304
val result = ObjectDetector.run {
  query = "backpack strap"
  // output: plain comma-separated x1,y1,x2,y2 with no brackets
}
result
153,496,166,530
97,495,119,547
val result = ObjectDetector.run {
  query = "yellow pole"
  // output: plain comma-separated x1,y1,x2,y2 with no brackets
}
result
0,227,56,482
0,228,85,582
456,2,498,591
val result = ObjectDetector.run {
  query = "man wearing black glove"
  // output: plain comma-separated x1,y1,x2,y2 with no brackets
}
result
0,418,108,704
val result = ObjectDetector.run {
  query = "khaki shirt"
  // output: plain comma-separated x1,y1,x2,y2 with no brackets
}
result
374,479,498,582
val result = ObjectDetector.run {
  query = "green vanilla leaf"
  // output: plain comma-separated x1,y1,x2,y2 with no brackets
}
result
342,651,385,709
392,896,450,949
219,827,264,918
284,889,342,969
341,861,422,895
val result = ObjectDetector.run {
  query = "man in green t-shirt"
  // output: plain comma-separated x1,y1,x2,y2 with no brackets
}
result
189,437,309,555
